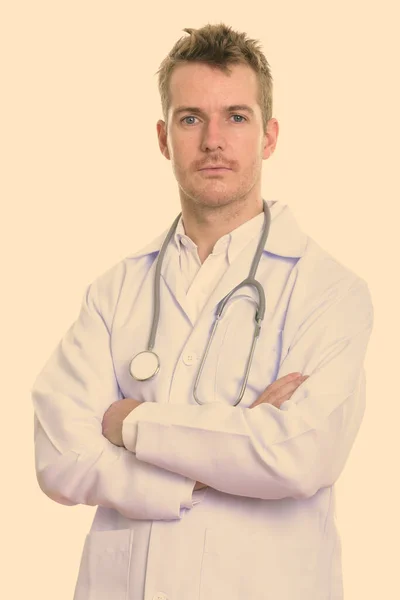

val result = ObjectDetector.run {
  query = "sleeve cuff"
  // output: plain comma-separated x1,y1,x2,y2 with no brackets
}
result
122,400,188,453
122,403,145,452
122,404,198,510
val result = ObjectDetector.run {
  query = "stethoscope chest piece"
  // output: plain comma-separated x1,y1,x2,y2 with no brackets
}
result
129,351,160,381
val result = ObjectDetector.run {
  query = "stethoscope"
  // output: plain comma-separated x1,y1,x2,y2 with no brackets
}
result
129,199,271,406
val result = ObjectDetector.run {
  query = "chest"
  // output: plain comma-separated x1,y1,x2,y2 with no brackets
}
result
110,259,297,408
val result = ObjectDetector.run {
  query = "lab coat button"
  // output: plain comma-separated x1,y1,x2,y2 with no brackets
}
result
152,593,168,600
183,352,198,365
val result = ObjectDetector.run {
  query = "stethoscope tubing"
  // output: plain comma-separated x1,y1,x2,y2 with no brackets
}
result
130,200,271,405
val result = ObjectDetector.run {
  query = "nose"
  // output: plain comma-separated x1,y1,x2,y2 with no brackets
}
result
200,120,226,153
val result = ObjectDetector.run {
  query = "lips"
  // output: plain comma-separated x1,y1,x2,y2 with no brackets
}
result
199,166,231,171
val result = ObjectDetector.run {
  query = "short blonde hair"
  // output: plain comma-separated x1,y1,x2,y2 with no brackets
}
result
155,22,273,134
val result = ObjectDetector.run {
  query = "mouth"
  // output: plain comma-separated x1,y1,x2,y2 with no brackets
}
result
199,167,231,174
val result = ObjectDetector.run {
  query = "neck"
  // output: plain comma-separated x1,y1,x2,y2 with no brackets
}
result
180,196,264,264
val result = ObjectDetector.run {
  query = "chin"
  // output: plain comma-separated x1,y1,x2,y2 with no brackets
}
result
196,197,235,210
183,185,240,207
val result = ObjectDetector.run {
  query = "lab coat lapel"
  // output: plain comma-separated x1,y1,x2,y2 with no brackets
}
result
160,246,195,326
128,229,197,326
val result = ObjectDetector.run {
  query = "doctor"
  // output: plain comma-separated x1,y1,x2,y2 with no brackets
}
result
32,23,374,600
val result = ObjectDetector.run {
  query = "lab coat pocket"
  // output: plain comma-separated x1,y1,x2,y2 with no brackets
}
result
75,528,134,600
199,527,317,600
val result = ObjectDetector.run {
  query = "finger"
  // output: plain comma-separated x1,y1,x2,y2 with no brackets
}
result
264,376,307,403
274,377,309,407
257,372,303,400
250,376,308,409
273,390,299,408
274,372,303,387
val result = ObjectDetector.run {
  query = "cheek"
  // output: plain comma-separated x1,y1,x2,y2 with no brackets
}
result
170,145,193,175
235,154,260,182
233,138,262,167
169,132,194,158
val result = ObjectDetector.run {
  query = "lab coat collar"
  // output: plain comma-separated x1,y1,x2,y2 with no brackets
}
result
127,200,308,260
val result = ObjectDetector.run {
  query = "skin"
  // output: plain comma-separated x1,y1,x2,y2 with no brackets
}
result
102,60,308,489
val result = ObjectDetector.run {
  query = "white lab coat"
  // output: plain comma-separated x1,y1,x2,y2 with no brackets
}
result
32,200,374,600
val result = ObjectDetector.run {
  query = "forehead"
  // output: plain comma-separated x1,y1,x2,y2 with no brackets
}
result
168,62,259,107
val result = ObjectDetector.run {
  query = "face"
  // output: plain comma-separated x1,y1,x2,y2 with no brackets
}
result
157,61,278,211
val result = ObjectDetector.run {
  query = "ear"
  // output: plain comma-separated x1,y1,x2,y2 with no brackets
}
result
262,118,279,160
157,120,171,160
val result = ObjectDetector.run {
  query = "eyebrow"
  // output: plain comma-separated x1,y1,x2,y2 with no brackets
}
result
173,104,255,118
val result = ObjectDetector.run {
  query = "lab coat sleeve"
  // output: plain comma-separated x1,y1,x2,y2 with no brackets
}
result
122,276,374,500
32,277,196,520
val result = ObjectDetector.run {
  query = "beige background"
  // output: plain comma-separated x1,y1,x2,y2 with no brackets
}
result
2,1,399,598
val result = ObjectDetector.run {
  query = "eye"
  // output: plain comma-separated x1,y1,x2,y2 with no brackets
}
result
231,114,247,123
181,116,198,125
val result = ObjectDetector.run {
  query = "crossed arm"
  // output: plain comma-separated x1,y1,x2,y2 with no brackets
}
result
32,275,373,520
101,373,309,489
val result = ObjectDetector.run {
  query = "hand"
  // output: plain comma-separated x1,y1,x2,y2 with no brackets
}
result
102,398,144,447
249,372,309,410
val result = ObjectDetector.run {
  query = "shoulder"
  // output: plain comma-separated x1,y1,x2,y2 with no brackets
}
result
292,235,373,322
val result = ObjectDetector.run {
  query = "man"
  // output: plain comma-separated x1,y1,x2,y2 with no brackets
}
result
32,23,374,600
